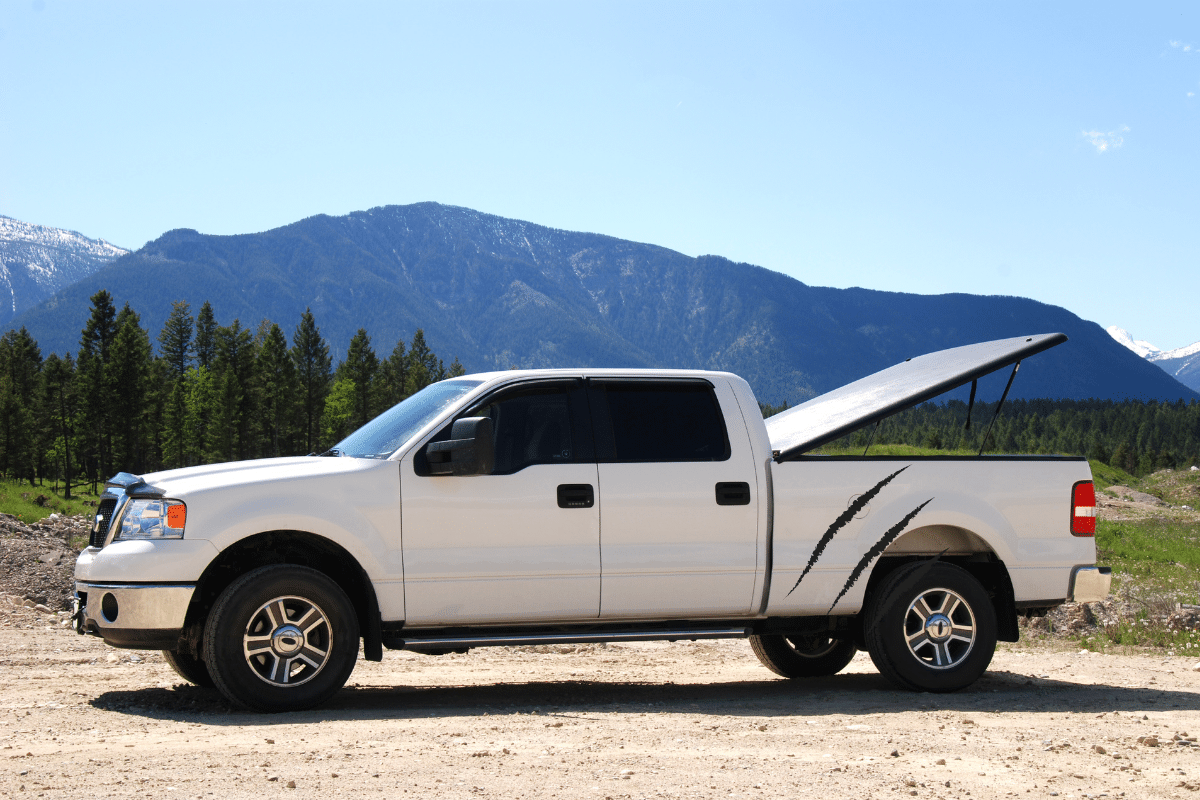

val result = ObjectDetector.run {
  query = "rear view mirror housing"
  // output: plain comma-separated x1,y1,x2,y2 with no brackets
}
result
424,417,495,476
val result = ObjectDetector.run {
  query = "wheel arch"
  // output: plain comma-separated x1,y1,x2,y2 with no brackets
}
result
866,526,1019,644
181,530,383,662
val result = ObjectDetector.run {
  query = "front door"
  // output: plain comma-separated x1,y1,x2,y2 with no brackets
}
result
400,379,600,626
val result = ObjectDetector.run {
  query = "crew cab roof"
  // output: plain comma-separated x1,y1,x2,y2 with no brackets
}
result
764,332,1068,461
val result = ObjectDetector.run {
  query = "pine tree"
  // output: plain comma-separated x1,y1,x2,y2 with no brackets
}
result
322,378,357,446
404,329,441,396
212,320,256,462
335,328,380,430
77,290,119,490
195,301,217,370
41,353,77,496
378,337,409,409
159,300,194,380
110,305,154,473
291,308,331,454
0,328,42,484
256,322,298,457
183,366,215,463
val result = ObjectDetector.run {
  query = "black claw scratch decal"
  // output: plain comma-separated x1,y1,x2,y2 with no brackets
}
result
784,466,909,597
826,497,934,614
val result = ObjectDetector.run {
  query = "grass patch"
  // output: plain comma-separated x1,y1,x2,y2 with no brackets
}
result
1088,460,1137,491
0,477,102,525
1075,517,1200,652
818,444,990,457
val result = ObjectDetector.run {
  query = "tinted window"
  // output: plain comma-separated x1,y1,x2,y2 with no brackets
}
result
593,381,730,463
474,385,576,475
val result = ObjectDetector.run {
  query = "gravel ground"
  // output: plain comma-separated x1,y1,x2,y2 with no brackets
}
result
0,513,87,610
3,600,1200,800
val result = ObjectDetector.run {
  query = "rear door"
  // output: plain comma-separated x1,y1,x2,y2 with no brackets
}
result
400,379,600,625
592,377,760,618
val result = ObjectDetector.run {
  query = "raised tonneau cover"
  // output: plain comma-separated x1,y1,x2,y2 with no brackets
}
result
765,332,1068,461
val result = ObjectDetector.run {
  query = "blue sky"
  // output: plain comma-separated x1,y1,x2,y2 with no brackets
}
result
2,2,1197,350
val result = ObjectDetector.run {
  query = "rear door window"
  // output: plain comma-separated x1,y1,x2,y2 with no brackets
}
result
589,380,730,463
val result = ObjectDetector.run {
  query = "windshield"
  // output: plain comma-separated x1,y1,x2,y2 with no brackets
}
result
331,379,483,458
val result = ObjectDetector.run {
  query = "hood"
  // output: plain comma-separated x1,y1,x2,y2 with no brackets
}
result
765,332,1068,461
135,456,390,499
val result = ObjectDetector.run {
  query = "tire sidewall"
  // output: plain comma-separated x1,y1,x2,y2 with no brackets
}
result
162,648,215,688
751,633,857,678
204,565,359,712
867,561,996,692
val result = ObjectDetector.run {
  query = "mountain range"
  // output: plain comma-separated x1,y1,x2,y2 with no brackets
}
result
0,215,127,328
5,203,1196,406
1107,326,1200,394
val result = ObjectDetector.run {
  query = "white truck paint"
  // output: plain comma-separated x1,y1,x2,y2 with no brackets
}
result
74,339,1109,712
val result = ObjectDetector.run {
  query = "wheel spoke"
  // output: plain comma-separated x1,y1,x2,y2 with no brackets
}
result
912,598,932,623
294,607,316,629
244,636,273,655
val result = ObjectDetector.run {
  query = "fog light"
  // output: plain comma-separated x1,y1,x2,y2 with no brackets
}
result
101,592,119,623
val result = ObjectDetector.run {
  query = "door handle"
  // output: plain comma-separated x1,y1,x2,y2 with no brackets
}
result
557,484,594,509
715,482,751,506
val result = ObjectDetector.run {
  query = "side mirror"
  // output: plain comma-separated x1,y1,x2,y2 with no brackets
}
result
424,417,495,476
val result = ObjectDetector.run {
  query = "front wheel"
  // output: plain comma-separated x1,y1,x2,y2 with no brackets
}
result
162,648,214,688
863,561,996,692
203,564,359,712
749,633,857,678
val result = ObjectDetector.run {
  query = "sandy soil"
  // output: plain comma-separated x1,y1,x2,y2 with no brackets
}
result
4,602,1200,800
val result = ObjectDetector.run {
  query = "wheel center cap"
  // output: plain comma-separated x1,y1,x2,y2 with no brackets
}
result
272,624,304,656
925,613,953,642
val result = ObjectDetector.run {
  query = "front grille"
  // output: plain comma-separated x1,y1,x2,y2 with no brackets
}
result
90,499,117,548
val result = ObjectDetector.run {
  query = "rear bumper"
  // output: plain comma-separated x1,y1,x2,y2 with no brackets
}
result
1068,566,1112,603
74,582,194,650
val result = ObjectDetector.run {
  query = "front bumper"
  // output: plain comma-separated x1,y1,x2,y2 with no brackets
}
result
74,582,195,650
1068,566,1112,604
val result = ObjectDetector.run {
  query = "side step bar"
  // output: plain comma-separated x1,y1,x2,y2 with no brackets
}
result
388,627,750,654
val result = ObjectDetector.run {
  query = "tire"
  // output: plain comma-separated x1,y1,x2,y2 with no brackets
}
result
863,561,996,693
203,564,359,712
749,633,857,678
162,648,215,688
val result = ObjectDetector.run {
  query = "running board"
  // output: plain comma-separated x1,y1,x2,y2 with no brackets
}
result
388,627,750,653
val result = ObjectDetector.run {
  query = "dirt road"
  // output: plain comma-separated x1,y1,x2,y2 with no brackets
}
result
3,602,1199,800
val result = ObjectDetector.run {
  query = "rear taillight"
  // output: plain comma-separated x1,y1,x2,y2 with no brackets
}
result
1071,480,1097,536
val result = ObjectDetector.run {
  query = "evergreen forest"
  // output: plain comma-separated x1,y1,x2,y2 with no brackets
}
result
3,289,1198,496
0,291,463,494
814,397,1200,476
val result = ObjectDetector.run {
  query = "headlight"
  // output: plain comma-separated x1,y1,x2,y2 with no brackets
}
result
116,499,186,540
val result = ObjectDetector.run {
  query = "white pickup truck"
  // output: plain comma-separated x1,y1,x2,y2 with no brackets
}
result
74,333,1109,712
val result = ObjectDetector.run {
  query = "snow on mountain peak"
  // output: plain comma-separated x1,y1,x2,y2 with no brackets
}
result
1106,325,1161,358
1,215,129,327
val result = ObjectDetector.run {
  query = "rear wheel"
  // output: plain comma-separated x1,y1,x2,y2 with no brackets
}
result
749,633,857,678
203,564,359,712
864,561,996,692
162,648,214,688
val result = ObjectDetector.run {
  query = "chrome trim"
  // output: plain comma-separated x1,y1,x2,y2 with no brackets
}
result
75,582,195,631
102,491,133,548
1068,566,1111,604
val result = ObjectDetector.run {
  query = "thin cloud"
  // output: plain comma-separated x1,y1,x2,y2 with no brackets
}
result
1169,40,1193,53
1081,126,1129,154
